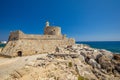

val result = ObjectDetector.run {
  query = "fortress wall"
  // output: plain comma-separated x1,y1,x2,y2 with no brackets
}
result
9,31,19,40
1,23,75,57
9,31,64,40
19,34,64,40
0,38,75,57
0,40,20,56
9,31,24,41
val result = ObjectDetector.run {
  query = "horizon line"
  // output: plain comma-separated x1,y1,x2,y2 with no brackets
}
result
76,41,120,42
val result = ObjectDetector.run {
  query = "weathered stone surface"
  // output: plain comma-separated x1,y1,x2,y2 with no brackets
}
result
115,65,120,73
98,56,114,73
88,59,101,69
100,49,113,59
3,44,120,80
113,54,120,61
113,70,120,77
47,53,80,58
92,50,103,60
78,55,85,63
0,48,2,52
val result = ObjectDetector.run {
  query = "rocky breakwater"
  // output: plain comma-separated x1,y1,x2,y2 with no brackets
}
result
7,44,120,80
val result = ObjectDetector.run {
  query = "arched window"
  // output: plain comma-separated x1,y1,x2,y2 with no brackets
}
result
17,51,22,57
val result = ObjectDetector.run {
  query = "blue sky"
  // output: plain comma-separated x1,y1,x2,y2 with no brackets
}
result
0,0,120,41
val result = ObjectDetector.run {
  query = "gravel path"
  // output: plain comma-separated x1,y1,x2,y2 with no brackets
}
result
0,54,47,80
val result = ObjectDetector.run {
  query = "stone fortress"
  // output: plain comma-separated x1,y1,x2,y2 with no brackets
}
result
0,21,75,57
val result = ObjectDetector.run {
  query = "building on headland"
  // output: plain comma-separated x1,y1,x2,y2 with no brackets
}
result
0,21,75,57
0,41,7,44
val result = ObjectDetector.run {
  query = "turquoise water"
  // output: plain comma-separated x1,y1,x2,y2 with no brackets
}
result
1,41,120,53
0,44,6,48
76,41,120,53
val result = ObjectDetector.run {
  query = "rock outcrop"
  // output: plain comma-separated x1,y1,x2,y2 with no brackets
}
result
6,44,120,80
0,48,2,52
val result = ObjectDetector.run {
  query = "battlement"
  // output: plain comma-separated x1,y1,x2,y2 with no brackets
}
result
9,21,63,41
9,30,66,41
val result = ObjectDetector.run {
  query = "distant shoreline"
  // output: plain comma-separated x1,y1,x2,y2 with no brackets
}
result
76,41,120,42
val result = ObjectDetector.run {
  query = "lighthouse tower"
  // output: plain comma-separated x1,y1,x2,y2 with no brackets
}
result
46,21,49,26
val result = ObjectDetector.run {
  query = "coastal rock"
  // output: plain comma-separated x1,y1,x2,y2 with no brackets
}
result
0,48,2,52
88,59,101,69
115,64,120,73
71,44,78,50
78,54,85,63
26,61,35,67
92,50,103,60
47,53,80,59
113,54,120,61
80,51,87,58
112,54,120,73
55,46,65,53
100,49,113,59
76,44,84,49
2,44,120,80
113,70,120,77
92,68,107,80
11,68,31,79
98,56,114,73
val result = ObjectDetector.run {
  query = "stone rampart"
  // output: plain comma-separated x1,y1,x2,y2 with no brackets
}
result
1,38,75,57
9,31,65,41
0,22,75,57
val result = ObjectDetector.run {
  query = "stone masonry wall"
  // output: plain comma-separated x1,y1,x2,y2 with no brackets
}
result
9,30,64,41
44,26,61,36
19,34,64,40
1,26,75,57
1,38,75,57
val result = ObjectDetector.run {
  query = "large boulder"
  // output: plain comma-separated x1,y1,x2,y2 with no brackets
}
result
98,56,114,73
92,49,103,60
88,59,101,69
115,64,120,73
80,51,89,58
55,46,65,53
71,44,78,50
100,49,113,59
113,54,120,74
78,54,85,63
113,54,120,61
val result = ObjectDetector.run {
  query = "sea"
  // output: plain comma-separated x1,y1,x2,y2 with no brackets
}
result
76,41,120,53
0,41,120,53
0,44,6,48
